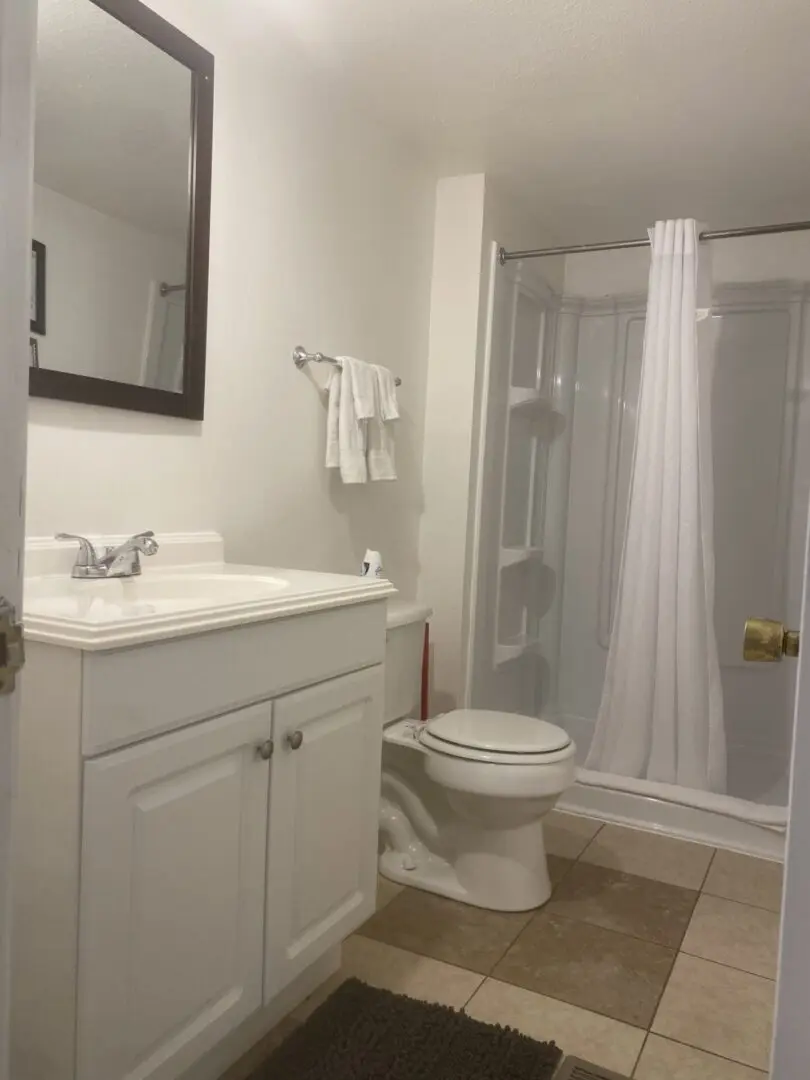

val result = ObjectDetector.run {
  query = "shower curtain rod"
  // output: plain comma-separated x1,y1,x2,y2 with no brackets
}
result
498,219,810,264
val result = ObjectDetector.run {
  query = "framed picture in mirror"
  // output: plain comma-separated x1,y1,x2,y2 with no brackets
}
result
29,0,214,419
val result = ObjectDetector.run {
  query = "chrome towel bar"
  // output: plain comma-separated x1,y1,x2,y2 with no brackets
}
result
293,345,401,386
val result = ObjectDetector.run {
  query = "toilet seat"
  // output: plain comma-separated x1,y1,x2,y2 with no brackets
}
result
419,709,574,765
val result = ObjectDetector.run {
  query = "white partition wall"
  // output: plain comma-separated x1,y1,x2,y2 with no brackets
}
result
466,253,565,713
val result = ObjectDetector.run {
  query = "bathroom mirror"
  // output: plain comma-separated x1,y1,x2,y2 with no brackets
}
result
30,0,213,419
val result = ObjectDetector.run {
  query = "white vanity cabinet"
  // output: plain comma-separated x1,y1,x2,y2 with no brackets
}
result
77,703,273,1080
14,569,391,1080
76,667,383,1080
265,668,382,998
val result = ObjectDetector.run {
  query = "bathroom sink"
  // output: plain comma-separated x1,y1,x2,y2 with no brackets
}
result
22,553,395,650
24,571,290,622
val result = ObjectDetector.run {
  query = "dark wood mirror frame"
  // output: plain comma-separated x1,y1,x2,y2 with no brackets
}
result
29,0,214,420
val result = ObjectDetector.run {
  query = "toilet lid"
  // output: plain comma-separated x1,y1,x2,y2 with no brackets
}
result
424,710,572,755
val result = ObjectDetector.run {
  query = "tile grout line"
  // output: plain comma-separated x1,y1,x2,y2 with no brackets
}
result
479,964,659,1034
354,932,516,981
570,821,603,864
698,847,717,890
646,944,681,1037
630,1030,650,1078
672,946,777,983
353,926,505,982
567,818,717,891
460,974,487,1012
536,905,687,954
642,945,776,1072
485,911,539,977
646,1030,770,1074
699,885,783,914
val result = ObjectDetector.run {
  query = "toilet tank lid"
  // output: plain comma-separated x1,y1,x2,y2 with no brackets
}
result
386,599,432,629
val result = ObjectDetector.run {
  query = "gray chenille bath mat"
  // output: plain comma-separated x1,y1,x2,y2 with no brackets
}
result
249,977,563,1079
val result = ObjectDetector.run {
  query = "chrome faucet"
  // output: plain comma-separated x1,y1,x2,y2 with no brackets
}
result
55,532,159,579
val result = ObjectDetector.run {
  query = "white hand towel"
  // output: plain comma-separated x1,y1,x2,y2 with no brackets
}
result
340,356,376,420
368,364,399,481
336,361,368,483
373,364,400,421
325,369,341,469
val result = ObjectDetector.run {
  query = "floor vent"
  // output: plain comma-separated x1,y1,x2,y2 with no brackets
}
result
555,1057,631,1080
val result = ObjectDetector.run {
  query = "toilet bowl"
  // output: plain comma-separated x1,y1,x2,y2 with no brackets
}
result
381,602,576,912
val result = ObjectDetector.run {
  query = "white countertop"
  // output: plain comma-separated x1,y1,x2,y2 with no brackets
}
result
23,534,396,650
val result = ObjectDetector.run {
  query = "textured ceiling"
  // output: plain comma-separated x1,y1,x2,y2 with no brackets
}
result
264,0,810,245
35,0,191,239
35,0,810,248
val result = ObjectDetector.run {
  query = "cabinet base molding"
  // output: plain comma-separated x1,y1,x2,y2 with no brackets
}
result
178,947,341,1080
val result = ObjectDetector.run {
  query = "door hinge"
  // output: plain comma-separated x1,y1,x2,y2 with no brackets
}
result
0,597,25,695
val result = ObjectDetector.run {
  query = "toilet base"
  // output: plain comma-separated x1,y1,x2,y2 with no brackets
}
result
379,848,474,905
378,824,552,912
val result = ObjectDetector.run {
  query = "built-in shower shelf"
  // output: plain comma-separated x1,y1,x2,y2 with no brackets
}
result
499,545,542,569
509,387,553,412
494,634,542,667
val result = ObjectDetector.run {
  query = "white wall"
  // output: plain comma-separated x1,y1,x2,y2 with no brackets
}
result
32,183,185,383
417,175,486,712
564,232,810,296
417,174,563,711
26,0,436,599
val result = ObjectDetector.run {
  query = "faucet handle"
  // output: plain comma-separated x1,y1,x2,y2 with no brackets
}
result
55,533,99,568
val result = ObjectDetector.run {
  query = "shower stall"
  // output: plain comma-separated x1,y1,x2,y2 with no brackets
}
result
467,242,810,857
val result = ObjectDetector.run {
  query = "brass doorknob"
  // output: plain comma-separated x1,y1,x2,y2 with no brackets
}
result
743,618,800,662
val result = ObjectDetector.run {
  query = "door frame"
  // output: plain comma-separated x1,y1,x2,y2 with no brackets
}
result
0,0,37,1076
772,502,810,1077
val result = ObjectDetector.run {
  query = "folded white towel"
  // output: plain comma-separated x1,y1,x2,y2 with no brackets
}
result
373,364,400,421
325,369,341,469
340,356,376,420
324,357,399,483
367,364,399,481
325,362,368,484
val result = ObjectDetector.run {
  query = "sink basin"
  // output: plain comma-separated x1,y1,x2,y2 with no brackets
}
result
24,572,290,622
22,556,395,650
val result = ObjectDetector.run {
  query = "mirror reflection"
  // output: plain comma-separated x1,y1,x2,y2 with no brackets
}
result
33,0,192,392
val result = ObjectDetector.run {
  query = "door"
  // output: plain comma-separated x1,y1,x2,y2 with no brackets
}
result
76,704,273,1080
0,2,36,1078
772,507,810,1076
264,667,383,999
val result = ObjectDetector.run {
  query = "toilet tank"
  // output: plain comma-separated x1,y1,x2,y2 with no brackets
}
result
385,600,431,724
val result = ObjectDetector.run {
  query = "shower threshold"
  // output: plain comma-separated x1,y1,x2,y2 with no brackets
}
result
558,768,785,861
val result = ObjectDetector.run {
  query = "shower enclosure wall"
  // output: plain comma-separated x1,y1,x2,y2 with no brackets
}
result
467,245,810,856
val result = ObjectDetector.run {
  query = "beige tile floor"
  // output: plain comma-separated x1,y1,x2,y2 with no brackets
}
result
225,812,782,1079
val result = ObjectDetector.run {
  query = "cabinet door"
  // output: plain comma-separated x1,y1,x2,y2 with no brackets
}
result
77,704,273,1080
265,666,383,999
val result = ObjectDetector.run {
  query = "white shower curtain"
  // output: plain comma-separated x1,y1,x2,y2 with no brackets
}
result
585,219,726,792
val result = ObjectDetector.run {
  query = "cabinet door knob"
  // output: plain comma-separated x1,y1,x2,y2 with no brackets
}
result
287,730,304,750
256,739,274,761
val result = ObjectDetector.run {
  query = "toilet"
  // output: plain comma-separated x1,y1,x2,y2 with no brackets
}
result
381,601,576,912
